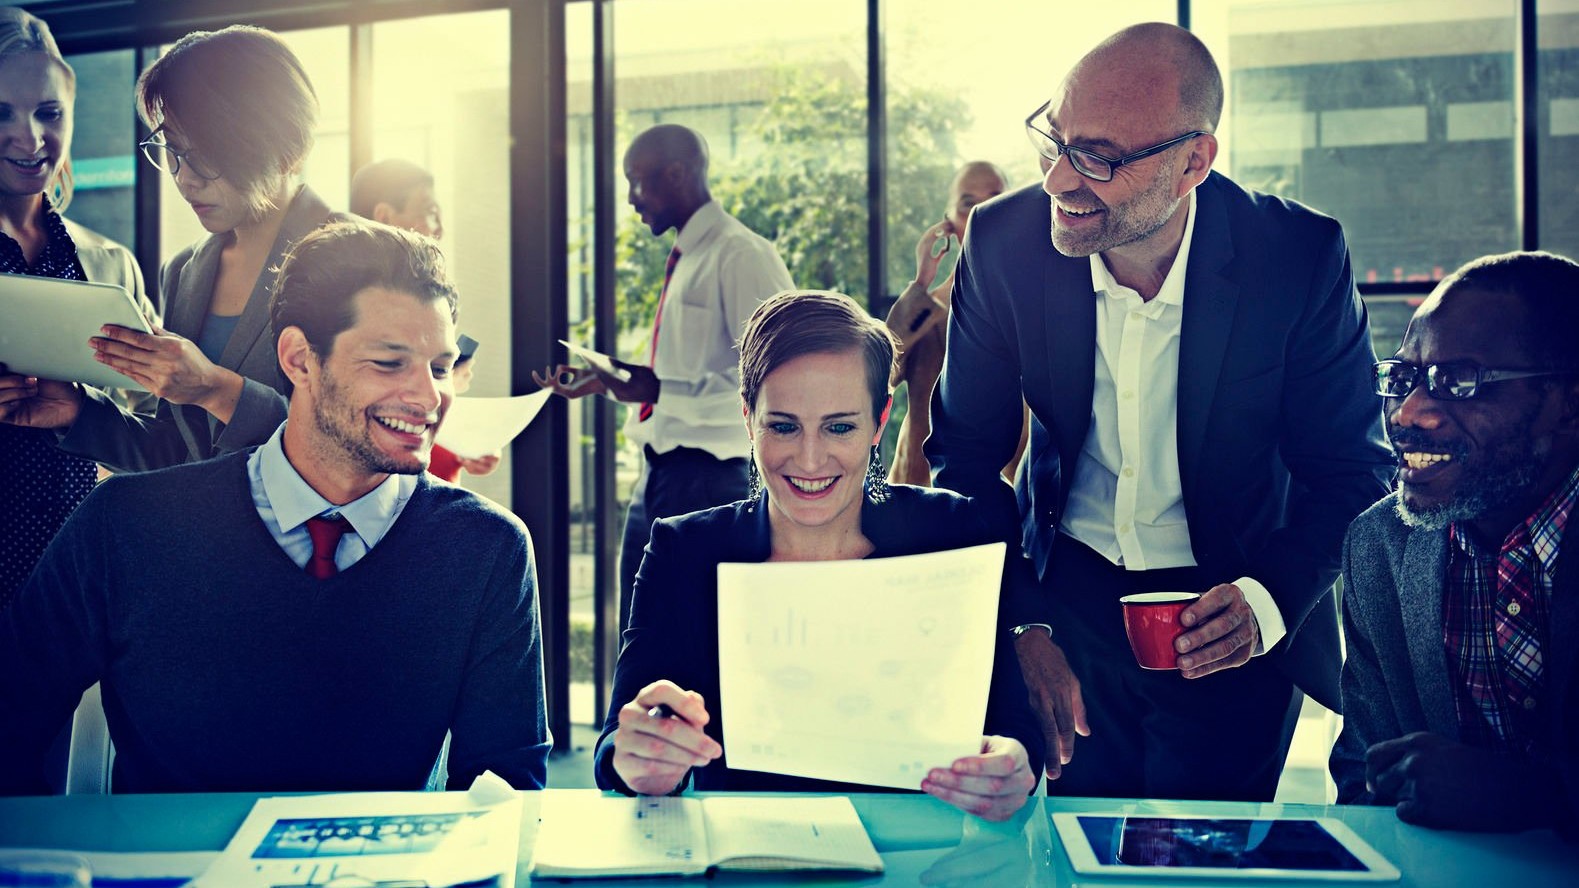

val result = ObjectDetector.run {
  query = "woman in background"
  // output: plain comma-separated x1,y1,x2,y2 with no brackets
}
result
0,7,150,609
596,289,1043,821
0,24,333,472
886,160,1024,487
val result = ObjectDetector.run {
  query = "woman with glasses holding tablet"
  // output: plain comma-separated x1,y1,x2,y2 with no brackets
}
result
0,8,153,609
0,24,334,473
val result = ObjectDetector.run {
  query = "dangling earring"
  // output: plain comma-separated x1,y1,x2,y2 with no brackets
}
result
745,451,764,512
864,445,891,504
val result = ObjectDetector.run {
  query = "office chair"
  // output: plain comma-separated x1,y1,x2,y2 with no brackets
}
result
65,682,114,794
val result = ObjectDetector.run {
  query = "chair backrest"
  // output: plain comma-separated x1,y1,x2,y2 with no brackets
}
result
425,731,452,791
65,682,114,794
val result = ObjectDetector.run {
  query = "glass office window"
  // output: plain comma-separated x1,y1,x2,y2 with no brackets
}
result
557,0,867,725
883,0,1175,298
610,0,868,335
157,27,351,263
566,0,599,726
881,1,1173,459
1540,0,1579,260
61,50,136,251
1196,0,1518,289
369,10,511,507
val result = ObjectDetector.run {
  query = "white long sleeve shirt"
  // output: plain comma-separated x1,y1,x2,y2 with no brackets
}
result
1060,195,1287,653
623,201,793,460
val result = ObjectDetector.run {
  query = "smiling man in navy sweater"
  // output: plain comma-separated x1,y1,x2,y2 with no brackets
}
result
0,221,551,794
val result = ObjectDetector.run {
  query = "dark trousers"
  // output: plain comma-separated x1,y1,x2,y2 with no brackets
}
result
1043,536,1303,802
619,445,750,632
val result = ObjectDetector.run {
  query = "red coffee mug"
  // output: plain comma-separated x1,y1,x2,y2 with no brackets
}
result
1120,591,1201,670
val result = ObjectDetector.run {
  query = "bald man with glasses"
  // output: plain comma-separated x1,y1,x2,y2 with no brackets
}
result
926,22,1393,801
1332,251,1579,836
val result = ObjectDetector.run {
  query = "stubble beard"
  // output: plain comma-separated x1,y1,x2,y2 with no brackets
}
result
1394,420,1551,533
1049,162,1181,259
312,366,427,478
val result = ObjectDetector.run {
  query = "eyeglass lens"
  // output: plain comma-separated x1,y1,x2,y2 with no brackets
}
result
1376,362,1479,400
1026,130,1112,181
141,141,218,180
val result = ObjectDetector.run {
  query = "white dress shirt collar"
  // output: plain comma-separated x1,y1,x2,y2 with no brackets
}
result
674,199,725,254
254,422,415,549
1088,191,1198,307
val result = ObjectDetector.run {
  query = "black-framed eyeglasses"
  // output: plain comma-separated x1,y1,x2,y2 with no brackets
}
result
1373,359,1564,401
1024,100,1206,183
138,133,221,181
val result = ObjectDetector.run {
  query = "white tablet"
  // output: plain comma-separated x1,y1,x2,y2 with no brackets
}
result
0,274,151,391
1052,813,1400,882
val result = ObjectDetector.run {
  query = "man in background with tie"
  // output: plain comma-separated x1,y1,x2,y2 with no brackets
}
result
537,124,792,629
0,221,552,794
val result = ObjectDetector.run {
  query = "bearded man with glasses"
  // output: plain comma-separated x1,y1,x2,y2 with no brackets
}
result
1331,251,1579,836
926,22,1392,801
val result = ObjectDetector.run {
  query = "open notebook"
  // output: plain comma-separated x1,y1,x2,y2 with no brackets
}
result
529,794,883,878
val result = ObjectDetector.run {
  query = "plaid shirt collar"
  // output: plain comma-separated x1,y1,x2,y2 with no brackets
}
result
1444,462,1578,751
1450,464,1579,570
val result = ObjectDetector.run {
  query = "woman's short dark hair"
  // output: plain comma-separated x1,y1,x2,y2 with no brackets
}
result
136,25,316,215
270,221,459,394
739,290,897,420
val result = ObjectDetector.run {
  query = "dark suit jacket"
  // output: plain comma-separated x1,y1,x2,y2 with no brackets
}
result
927,172,1393,710
1331,492,1579,833
57,186,336,473
593,485,1046,794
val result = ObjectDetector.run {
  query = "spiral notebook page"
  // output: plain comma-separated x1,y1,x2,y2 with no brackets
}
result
701,796,882,871
532,795,708,875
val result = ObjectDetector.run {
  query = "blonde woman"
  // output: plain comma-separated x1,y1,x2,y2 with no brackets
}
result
0,7,149,608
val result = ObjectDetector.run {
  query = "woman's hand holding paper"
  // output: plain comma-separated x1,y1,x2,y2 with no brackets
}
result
921,735,1036,822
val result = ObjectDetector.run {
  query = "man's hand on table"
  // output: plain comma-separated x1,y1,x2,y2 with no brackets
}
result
1365,731,1558,831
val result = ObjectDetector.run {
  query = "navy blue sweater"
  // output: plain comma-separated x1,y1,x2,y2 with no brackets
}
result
0,450,550,794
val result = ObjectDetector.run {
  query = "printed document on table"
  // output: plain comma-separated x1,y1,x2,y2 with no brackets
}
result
190,778,522,887
716,542,1004,789
434,390,550,459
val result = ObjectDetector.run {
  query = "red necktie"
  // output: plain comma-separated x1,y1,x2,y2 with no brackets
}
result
304,515,352,580
638,246,682,422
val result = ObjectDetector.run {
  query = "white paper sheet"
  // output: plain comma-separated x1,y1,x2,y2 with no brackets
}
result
557,339,632,382
433,391,550,460
191,775,522,888
716,542,1005,789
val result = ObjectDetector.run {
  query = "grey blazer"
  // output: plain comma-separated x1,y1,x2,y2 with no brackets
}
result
62,217,151,317
57,186,334,473
1331,491,1579,833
